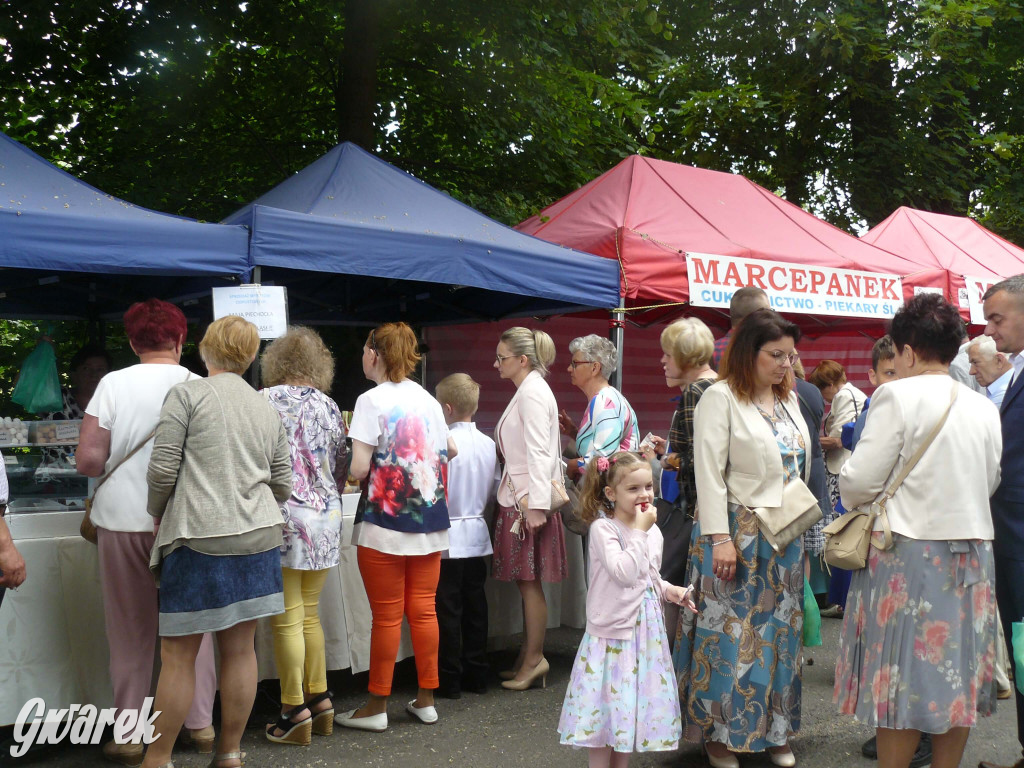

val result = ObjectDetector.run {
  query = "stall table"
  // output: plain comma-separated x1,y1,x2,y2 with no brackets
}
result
0,495,586,725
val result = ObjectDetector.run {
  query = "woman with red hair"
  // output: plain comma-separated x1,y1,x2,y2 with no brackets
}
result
335,323,458,733
77,299,217,765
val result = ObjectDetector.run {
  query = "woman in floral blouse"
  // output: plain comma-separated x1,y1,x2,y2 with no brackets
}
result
261,327,350,745
336,322,457,733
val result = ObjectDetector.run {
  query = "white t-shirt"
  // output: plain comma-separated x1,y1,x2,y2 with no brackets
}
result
445,422,499,559
349,379,450,556
85,364,197,532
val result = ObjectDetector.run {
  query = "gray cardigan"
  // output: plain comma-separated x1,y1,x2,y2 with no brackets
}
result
147,373,292,568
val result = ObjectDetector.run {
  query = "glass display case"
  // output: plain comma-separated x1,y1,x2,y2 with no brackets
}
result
2,419,89,539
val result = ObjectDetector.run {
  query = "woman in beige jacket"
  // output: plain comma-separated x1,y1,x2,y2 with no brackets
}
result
674,309,811,768
492,326,566,692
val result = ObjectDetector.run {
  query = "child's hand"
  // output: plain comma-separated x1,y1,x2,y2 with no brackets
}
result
665,584,697,612
635,502,657,532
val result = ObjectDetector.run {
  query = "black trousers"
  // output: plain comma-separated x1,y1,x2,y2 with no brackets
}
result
994,550,1024,753
435,556,489,689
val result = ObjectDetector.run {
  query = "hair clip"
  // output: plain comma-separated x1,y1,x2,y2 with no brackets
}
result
595,456,610,473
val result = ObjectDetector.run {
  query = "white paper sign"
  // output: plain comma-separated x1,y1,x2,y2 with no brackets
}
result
686,253,904,319
212,285,288,339
964,275,997,325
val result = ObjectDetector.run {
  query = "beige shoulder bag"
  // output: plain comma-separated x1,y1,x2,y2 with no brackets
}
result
823,383,958,570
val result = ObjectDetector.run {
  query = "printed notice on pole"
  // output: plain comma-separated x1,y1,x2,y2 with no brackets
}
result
685,253,904,319
212,285,288,339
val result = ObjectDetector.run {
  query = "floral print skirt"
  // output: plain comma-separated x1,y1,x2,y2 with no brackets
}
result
492,504,567,582
558,585,681,752
834,533,998,731
673,504,804,752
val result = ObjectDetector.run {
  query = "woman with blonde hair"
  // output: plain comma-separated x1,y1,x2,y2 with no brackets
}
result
336,322,457,732
141,315,293,768
261,327,350,745
492,326,566,691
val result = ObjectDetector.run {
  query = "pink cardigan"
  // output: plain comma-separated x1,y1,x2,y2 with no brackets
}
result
585,517,673,640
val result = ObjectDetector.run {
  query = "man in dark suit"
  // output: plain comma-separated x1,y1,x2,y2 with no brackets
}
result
792,351,829,524
980,275,1024,768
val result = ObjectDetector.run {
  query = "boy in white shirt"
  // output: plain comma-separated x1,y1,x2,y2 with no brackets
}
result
434,374,500,699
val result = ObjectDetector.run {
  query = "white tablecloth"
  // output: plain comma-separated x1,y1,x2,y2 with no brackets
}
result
0,496,586,725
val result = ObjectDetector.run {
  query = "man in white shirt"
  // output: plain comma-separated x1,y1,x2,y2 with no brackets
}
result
951,327,986,393
969,334,1014,408
434,374,500,699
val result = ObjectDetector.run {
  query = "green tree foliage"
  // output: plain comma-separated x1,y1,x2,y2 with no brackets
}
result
2,0,1024,240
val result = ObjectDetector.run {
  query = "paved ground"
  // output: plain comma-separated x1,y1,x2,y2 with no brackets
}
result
3,619,1020,767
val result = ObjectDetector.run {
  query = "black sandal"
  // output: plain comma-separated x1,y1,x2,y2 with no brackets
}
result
265,702,312,746
306,689,335,736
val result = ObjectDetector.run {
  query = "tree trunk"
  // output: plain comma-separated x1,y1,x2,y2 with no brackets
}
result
338,0,381,149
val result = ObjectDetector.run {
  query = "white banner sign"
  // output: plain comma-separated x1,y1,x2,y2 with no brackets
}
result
686,253,904,319
964,275,997,325
212,285,288,339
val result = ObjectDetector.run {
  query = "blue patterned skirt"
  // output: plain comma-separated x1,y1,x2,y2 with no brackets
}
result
158,546,284,636
673,503,804,751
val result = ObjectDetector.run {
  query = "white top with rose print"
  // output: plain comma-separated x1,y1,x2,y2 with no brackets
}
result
349,379,451,556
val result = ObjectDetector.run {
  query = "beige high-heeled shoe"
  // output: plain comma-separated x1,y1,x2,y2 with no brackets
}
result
704,742,740,768
500,658,549,691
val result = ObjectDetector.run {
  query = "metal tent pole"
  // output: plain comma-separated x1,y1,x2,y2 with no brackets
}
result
609,298,625,391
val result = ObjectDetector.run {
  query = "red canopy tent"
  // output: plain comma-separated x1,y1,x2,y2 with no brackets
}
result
516,155,944,333
861,206,1024,324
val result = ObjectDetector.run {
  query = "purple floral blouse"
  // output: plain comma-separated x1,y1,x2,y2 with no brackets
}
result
263,385,350,570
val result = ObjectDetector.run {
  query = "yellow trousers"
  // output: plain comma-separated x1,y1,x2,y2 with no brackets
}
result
270,567,330,706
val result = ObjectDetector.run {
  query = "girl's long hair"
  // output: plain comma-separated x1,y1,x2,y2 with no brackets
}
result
578,451,648,523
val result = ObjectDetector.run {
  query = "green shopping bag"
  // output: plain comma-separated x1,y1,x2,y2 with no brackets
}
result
803,579,822,647
1014,622,1024,697
11,339,62,414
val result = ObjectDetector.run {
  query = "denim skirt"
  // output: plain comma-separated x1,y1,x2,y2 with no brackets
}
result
158,546,284,636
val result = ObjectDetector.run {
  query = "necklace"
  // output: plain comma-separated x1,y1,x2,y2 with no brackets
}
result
754,393,777,412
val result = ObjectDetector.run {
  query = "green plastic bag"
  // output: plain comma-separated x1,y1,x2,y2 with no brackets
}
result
1014,622,1024,697
803,579,822,647
11,340,62,413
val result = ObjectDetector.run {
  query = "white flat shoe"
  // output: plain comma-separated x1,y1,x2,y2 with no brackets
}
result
405,700,438,724
768,746,796,767
334,709,388,732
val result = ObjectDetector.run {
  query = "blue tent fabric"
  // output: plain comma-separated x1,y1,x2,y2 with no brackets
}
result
0,132,250,278
224,143,621,322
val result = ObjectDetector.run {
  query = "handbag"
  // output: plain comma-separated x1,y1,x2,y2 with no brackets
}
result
823,383,958,570
80,429,157,544
654,496,693,584
507,472,570,538
751,477,822,554
560,477,589,536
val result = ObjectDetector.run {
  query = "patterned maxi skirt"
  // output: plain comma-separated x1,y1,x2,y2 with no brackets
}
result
558,584,682,752
834,534,998,731
673,503,804,751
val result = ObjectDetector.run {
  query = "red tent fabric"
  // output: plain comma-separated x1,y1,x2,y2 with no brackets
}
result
516,156,944,324
861,206,1024,321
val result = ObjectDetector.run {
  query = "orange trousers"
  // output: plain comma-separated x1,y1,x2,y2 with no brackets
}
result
357,547,442,696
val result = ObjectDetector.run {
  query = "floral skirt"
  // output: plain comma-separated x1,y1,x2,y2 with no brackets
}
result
834,534,998,731
673,503,804,752
492,504,567,582
558,586,681,752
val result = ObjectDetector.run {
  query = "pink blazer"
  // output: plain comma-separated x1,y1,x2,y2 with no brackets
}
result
495,370,561,510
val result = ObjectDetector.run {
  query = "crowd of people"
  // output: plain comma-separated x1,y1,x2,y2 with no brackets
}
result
2,278,1024,768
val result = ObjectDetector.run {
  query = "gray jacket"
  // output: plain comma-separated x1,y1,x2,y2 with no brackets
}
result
148,373,291,559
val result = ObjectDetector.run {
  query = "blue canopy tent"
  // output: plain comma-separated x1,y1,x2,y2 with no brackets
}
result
0,132,250,320
223,142,620,325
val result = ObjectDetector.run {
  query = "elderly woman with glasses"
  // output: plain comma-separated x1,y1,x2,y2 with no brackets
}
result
558,334,639,481
674,308,812,768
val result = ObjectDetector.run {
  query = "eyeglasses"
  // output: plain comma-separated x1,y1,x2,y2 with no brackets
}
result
760,349,797,365
569,359,596,369
495,353,518,364
368,329,377,351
